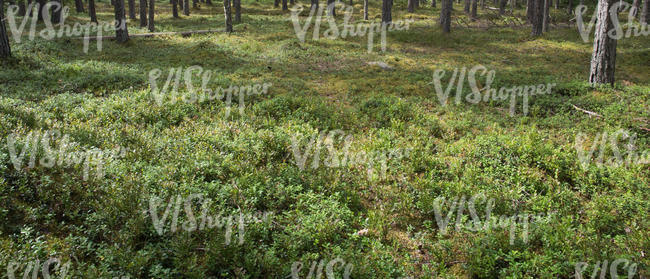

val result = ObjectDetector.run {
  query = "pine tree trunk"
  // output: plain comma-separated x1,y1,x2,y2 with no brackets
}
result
382,0,392,23
75,0,84,12
178,0,183,11
440,0,451,32
471,0,477,18
37,0,46,21
234,0,240,22
274,0,279,7
89,0,97,22
531,0,543,35
0,0,11,59
18,0,26,16
139,0,147,27
283,0,288,10
415,0,419,8
631,0,639,17
542,0,549,31
527,0,533,22
499,0,506,14
114,0,129,42
129,0,136,19
224,0,233,31
589,0,617,86
408,0,414,12
172,0,179,17
641,0,649,23
184,0,190,15
465,0,470,13
364,0,368,18
432,0,436,8
148,0,155,31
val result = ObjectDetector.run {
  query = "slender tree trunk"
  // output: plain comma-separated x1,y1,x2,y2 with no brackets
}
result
283,0,288,10
631,0,639,17
37,0,46,21
274,0,279,7
440,0,451,32
382,0,392,23
481,0,485,8
531,0,543,35
148,0,154,31
311,0,319,12
464,0,470,13
408,0,414,12
566,0,572,14
542,0,549,31
51,0,63,23
75,0,85,12
499,0,506,14
471,0,477,18
18,0,26,16
128,0,136,19
224,0,233,31
527,0,533,22
139,0,147,27
89,0,97,22
589,0,617,86
172,0,179,17
234,0,240,22
415,0,419,8
0,0,11,59
641,0,649,23
114,0,129,42
327,0,334,15
184,0,190,15
432,0,436,8
178,0,183,11
364,0,369,18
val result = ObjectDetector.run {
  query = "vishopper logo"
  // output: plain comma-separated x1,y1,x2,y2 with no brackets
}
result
429,65,556,116
290,2,414,53
147,193,273,245
290,258,413,279
289,129,411,180
430,193,551,245
6,257,129,279
148,66,271,117
574,129,649,169
575,3,650,43
5,3,126,53
5,129,128,181
574,259,638,279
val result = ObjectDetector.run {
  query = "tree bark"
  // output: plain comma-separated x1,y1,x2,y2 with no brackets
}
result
75,0,85,12
382,0,392,23
311,0,319,12
415,0,420,8
542,0,549,32
408,0,415,12
193,0,198,8
440,0,451,32
148,0,155,31
527,0,533,22
140,0,147,27
631,0,639,17
499,0,506,14
471,0,477,18
207,0,212,5
234,0,240,22
0,0,11,59
432,0,436,8
465,0,470,13
224,0,233,32
274,0,279,7
37,0,46,21
530,0,543,35
291,0,295,5
283,0,288,10
114,0,129,42
327,0,334,15
172,0,179,17
129,0,136,19
566,0,572,14
18,0,26,16
641,0,649,23
184,0,190,15
589,0,617,86
364,0,368,18
89,0,97,22
51,0,63,23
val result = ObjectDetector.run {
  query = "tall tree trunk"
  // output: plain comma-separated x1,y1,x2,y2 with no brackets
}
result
51,0,63,23
641,0,649,23
382,0,392,23
206,0,211,5
139,0,147,27
184,0,190,15
148,0,155,31
75,0,85,12
327,0,335,15
224,0,233,31
589,0,617,86
37,0,46,21
432,0,436,8
172,0,179,17
89,0,97,22
291,0,295,5
193,0,198,8
499,0,506,14
311,0,319,12
464,0,470,13
566,0,572,13
471,0,477,18
283,0,288,10
408,0,415,12
234,0,240,22
542,0,549,31
129,0,136,19
530,0,543,35
415,0,419,8
440,0,451,32
0,0,11,59
527,0,533,22
178,0,183,11
364,0,369,18
18,0,26,16
631,0,639,17
114,0,129,42
274,0,279,7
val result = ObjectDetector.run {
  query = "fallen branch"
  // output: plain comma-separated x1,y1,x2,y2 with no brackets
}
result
74,29,226,41
571,103,603,118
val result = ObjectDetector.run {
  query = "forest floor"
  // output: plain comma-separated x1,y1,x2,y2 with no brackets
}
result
1,0,649,278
